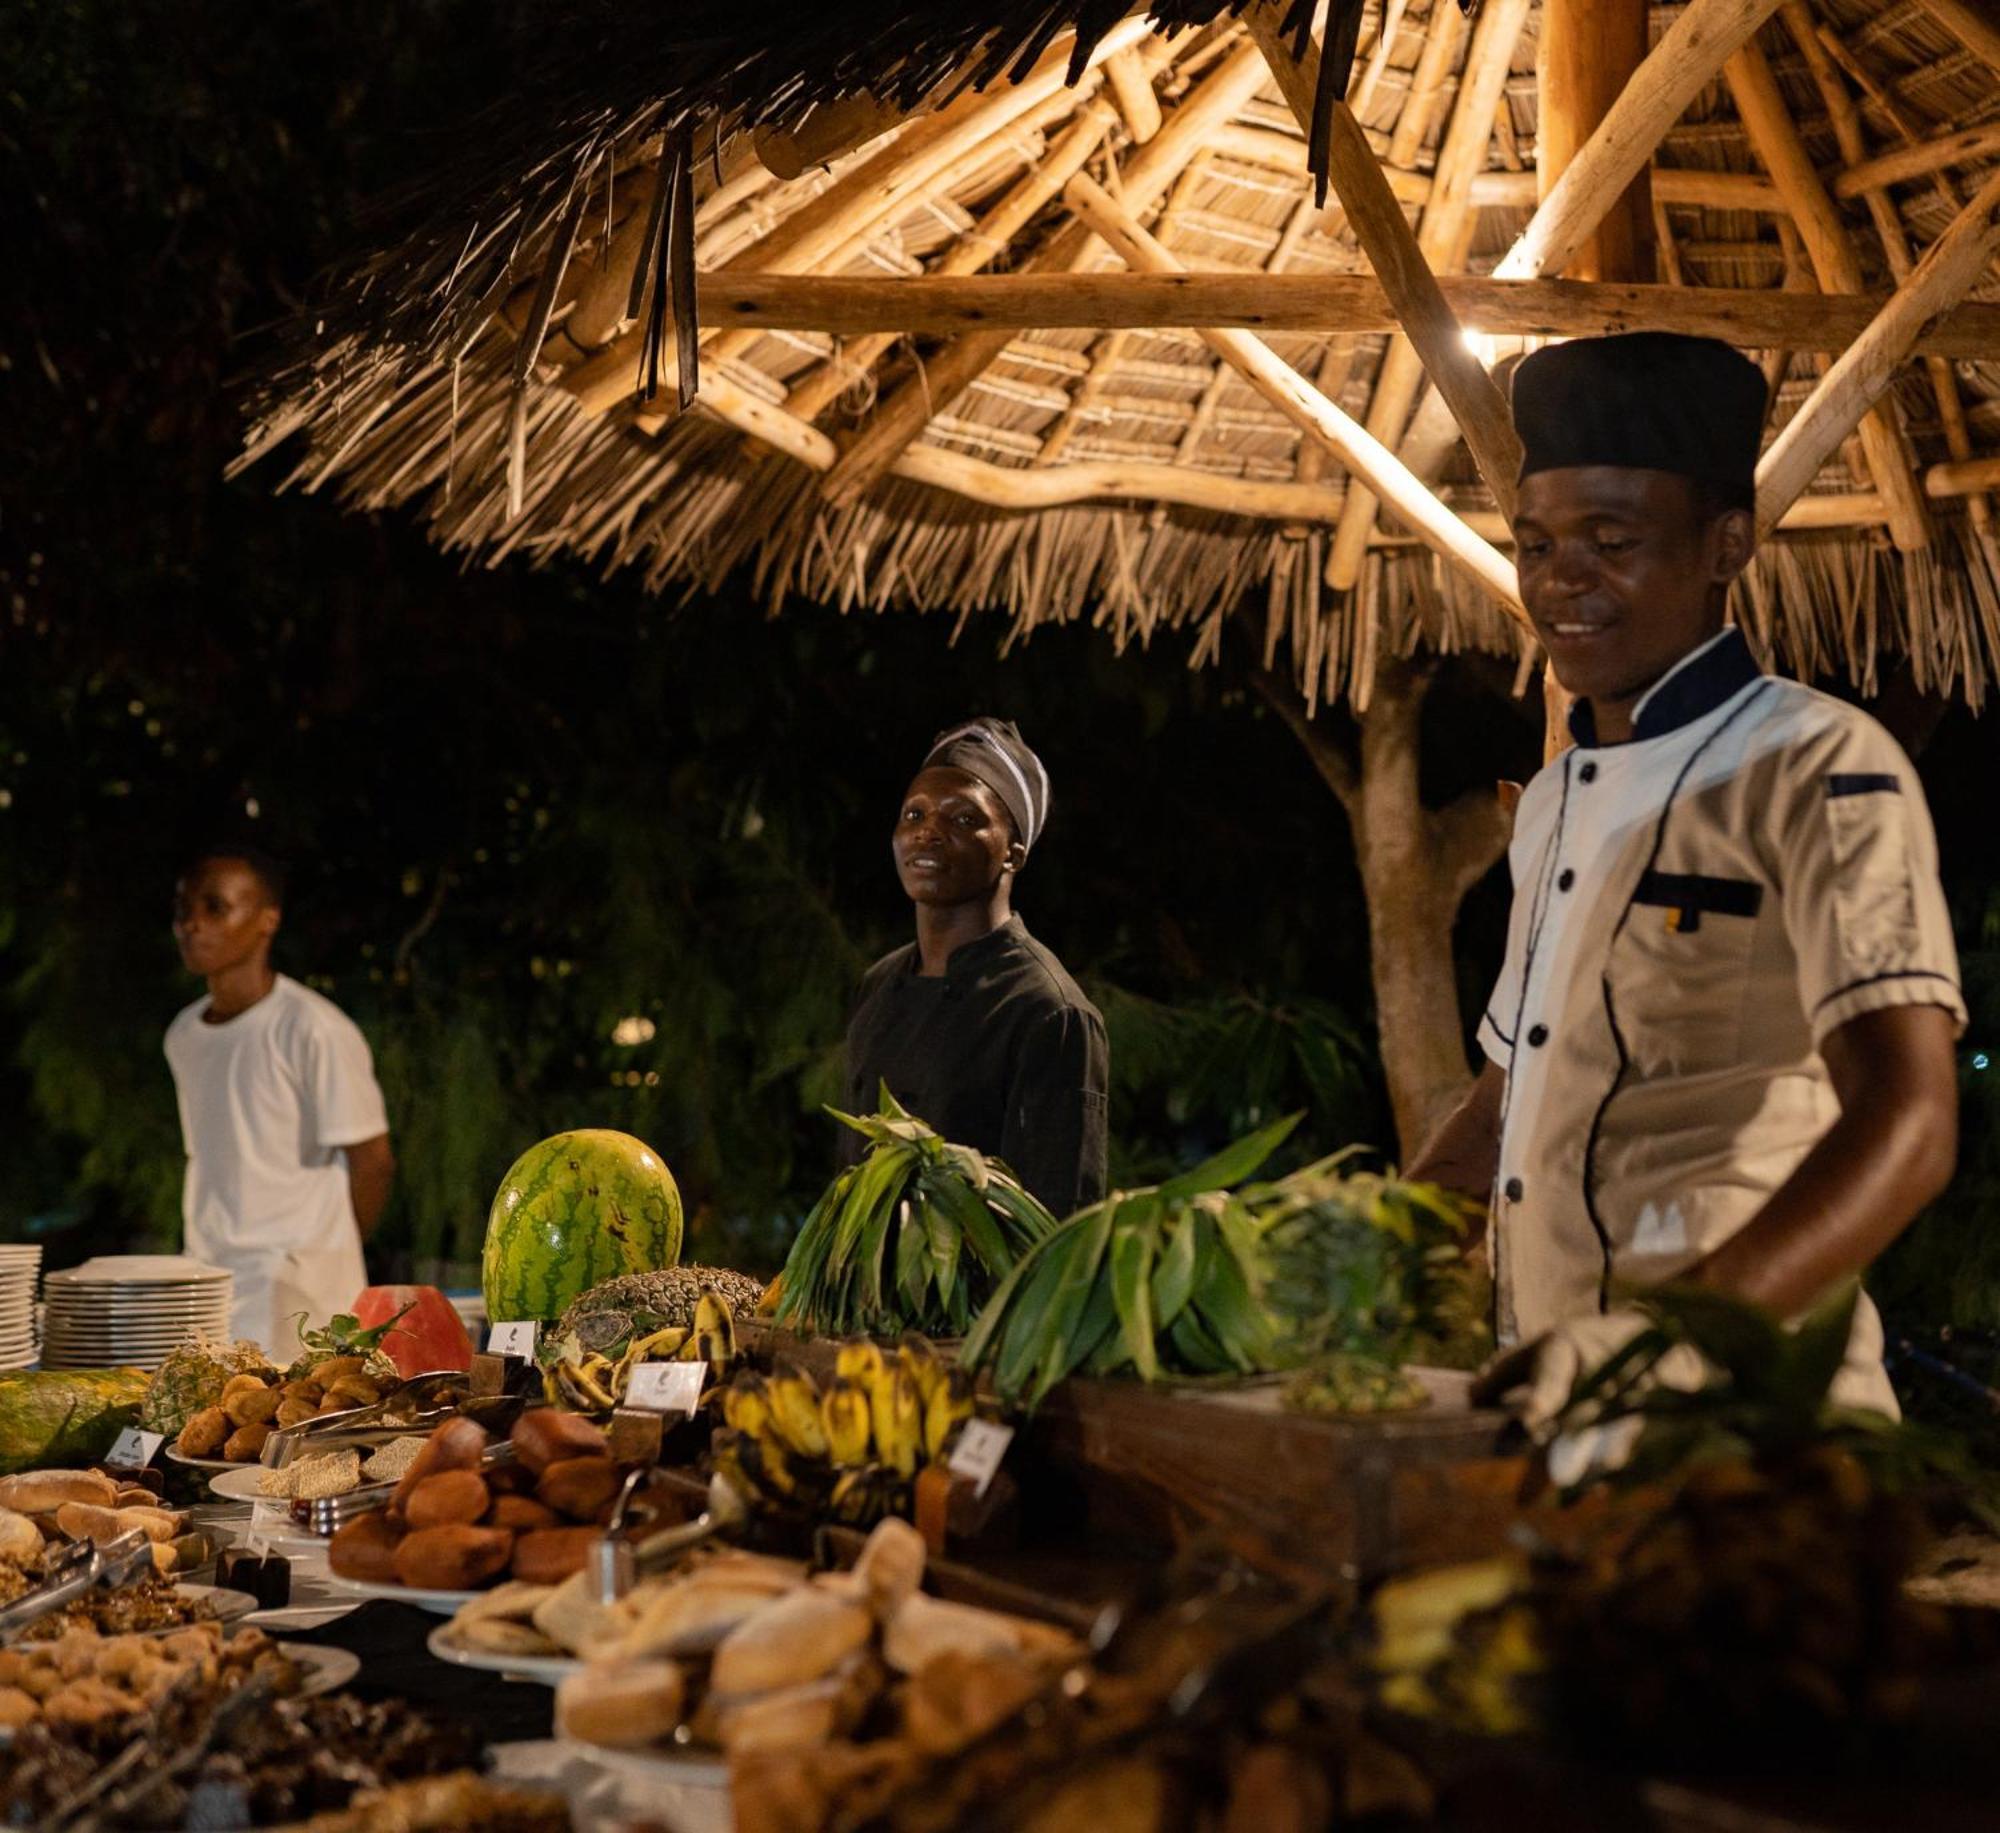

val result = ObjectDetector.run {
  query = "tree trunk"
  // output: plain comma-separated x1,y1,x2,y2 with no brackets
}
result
1254,655,1512,1160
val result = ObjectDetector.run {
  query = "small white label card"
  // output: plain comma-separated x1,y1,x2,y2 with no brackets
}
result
946,1418,1014,1499
625,1361,707,1417
107,1427,166,1469
487,1321,538,1360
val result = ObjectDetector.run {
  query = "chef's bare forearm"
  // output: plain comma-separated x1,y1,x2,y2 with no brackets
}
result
1686,1006,1958,1316
343,1133,397,1240
1404,1060,1506,1204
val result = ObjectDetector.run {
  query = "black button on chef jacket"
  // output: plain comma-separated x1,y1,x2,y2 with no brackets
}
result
841,915,1109,1219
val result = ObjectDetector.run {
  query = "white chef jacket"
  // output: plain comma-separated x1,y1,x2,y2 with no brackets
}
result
1477,630,1965,1411
164,975,388,1355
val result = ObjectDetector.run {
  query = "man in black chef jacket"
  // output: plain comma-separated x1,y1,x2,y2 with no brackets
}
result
842,718,1109,1218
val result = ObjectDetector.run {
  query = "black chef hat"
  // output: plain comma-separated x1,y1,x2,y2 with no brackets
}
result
1512,333,1767,506
922,718,1050,854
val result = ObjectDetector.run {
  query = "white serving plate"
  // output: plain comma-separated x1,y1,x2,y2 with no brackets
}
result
285,1641,362,1697
208,1465,299,1504
320,1573,479,1616
426,1621,581,1685
558,1737,730,1790
164,1447,242,1472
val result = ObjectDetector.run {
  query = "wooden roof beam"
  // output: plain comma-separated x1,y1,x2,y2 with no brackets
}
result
1726,35,1931,552
1064,171,1525,618
1243,0,1521,516
817,36,1275,509
1492,0,1789,283
1917,0,2000,82
1327,0,1534,588
1757,167,2000,538
692,270,2000,354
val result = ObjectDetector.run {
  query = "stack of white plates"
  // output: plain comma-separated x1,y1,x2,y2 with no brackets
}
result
39,1255,232,1370
0,1245,40,1369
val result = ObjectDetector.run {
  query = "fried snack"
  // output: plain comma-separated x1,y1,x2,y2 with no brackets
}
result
488,1495,561,1533
224,1384,282,1428
393,1524,513,1591
389,1417,488,1517
554,1659,686,1749
175,1407,231,1458
403,1470,491,1530
329,1511,405,1584
276,1397,321,1429
0,1471,119,1513
310,1356,367,1384
223,1422,273,1462
326,1374,384,1407
711,1589,873,1697
509,1527,601,1585
219,1373,272,1406
535,1456,619,1521
508,1408,607,1474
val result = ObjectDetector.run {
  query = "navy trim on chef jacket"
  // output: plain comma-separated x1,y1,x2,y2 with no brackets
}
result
1631,870,1763,932
1581,679,1776,1310
1566,628,1763,748
1810,967,1963,1019
1826,773,1901,798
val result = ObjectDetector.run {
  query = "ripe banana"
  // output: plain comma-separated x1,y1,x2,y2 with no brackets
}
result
836,1339,886,1389
722,1370,773,1439
873,1365,924,1478
685,1289,737,1371
898,1333,948,1411
766,1361,831,1458
821,1376,873,1466
922,1363,975,1461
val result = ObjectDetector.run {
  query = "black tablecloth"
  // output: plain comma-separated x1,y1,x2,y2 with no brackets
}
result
287,1601,555,1743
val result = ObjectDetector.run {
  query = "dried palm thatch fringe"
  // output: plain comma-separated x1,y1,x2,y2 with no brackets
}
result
234,0,2000,707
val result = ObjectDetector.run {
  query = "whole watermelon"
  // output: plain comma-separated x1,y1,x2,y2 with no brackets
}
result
482,1130,683,1325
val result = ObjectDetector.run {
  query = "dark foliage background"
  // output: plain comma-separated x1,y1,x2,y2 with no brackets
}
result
1,2,1994,1396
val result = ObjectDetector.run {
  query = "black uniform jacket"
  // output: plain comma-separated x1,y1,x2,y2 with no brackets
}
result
840,916,1109,1218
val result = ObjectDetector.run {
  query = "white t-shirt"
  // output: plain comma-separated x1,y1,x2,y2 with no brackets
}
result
164,975,389,1354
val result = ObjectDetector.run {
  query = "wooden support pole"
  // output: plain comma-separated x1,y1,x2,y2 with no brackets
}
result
1104,49,1162,143
1726,35,1931,552
687,270,2000,354
1539,0,1655,283
1757,168,2000,538
1927,455,2000,497
1243,3,1521,518
1064,172,1525,618
816,37,1273,509
1327,0,1534,588
753,90,920,181
1493,0,1787,283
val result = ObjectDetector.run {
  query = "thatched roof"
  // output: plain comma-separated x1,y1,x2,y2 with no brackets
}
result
236,0,2000,708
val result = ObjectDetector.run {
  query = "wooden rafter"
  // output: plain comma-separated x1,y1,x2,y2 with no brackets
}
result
1492,0,1788,283
817,35,1274,508
1758,166,2000,536
1918,0,2000,81
1244,2,1521,517
1783,3,1995,537
1327,0,1534,588
1064,171,1525,617
1833,121,2000,200
1725,33,1931,552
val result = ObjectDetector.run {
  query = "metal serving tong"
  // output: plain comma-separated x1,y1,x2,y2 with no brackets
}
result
0,1529,155,1645
587,1469,749,1603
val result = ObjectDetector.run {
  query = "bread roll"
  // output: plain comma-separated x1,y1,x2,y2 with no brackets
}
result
453,1617,561,1659
328,1511,404,1583
535,1457,620,1522
0,1506,42,1563
53,1503,181,1546
711,1675,849,1754
882,1592,1080,1676
711,1589,873,1697
388,1416,488,1518
403,1470,491,1530
850,1516,926,1621
508,1409,606,1474
509,1527,602,1585
0,1471,118,1514
451,1580,554,1626
487,1495,561,1533
554,1659,686,1749
531,1570,616,1656
608,1580,788,1662
393,1524,513,1591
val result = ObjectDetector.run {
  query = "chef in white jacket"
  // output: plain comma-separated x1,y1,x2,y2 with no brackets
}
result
165,845,396,1353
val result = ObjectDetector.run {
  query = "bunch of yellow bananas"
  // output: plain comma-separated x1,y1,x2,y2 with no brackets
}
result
711,1334,976,1526
543,1287,738,1413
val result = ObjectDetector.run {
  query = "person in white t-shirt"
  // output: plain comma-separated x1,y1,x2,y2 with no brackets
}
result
164,845,396,1354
